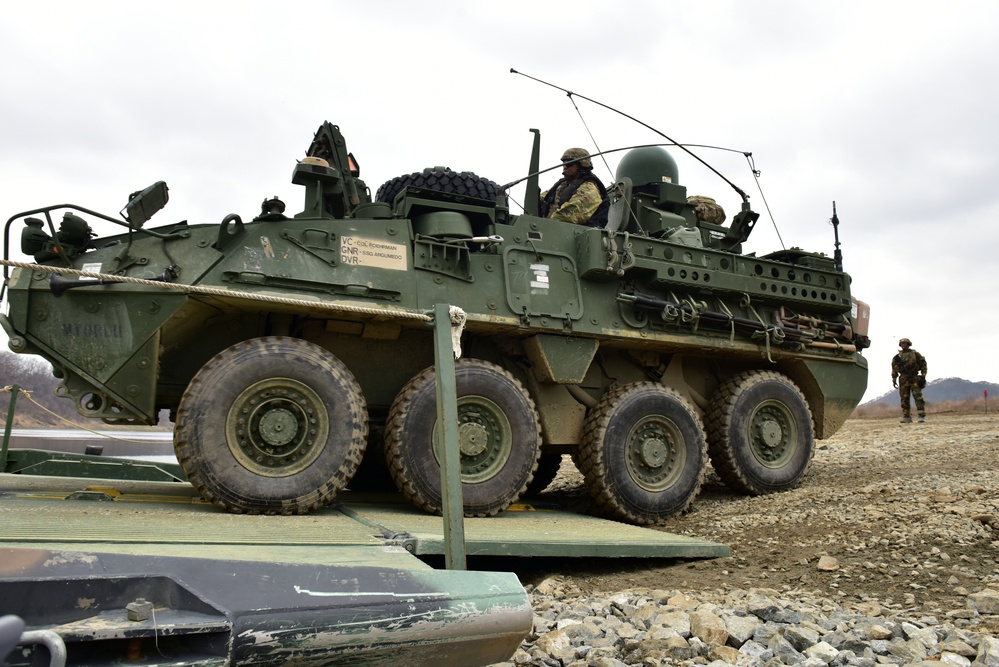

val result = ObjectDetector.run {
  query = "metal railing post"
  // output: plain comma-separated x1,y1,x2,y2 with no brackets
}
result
1,384,20,472
433,304,465,570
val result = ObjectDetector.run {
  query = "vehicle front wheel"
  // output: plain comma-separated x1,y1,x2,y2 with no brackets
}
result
174,337,368,514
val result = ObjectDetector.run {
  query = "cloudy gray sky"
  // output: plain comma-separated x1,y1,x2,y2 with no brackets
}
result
2,1,998,405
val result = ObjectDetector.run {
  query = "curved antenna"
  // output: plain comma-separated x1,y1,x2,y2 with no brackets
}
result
511,69,750,203
499,142,747,192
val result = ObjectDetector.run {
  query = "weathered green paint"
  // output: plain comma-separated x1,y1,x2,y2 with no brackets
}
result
0,470,533,666
793,355,871,438
0,543,531,667
524,334,599,384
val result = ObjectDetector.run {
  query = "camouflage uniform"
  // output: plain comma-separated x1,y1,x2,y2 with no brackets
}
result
542,181,604,224
540,148,609,226
891,338,927,422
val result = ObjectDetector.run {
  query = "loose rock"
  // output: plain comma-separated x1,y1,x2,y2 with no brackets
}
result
493,415,999,666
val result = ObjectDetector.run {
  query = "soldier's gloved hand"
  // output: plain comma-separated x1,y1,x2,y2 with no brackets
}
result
892,377,898,388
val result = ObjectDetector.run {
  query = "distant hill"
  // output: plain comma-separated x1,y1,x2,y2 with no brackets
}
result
863,377,999,407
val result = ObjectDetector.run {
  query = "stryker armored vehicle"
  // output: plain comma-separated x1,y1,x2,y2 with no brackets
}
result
1,121,870,525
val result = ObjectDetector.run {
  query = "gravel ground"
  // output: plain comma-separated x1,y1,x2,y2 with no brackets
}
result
492,413,999,667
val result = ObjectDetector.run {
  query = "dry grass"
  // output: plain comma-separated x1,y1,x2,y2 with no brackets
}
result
851,396,996,419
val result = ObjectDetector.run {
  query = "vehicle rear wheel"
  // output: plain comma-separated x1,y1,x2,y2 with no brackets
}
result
384,359,541,517
706,370,814,495
577,383,707,525
175,337,368,514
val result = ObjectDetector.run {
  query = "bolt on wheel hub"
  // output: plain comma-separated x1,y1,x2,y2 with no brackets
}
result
259,408,299,446
639,436,668,467
757,418,783,448
458,422,489,457
227,379,328,477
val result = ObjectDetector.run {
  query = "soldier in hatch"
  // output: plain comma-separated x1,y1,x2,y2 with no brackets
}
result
539,148,609,227
891,337,928,423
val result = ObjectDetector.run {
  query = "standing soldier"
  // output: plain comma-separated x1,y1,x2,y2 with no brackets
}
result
891,338,928,423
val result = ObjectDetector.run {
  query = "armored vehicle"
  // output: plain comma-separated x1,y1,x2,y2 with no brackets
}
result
1,122,870,525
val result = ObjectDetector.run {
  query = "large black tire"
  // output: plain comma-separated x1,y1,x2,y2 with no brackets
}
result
375,168,500,205
174,337,368,514
706,370,815,495
578,383,707,525
384,359,541,517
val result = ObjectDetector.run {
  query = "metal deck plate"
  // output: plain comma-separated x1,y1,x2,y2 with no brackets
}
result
346,499,730,558
0,474,730,565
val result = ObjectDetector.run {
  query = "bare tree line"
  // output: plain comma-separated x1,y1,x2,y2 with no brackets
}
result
1,351,81,428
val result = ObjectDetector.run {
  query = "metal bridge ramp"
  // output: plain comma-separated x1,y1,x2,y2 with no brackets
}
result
345,497,729,559
0,475,729,562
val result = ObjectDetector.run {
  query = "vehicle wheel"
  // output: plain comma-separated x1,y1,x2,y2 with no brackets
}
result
522,453,563,497
706,370,814,495
384,359,541,517
174,337,368,514
577,383,707,525
375,168,500,205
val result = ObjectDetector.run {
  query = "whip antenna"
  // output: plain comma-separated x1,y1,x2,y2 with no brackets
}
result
831,202,843,272
511,68,750,203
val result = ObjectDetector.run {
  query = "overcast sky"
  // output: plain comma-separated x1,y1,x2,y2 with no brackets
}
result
2,1,998,406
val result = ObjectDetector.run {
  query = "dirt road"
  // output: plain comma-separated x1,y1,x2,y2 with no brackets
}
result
527,413,999,617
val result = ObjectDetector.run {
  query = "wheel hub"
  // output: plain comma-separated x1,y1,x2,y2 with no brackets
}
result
640,436,668,467
226,379,328,477
258,408,299,446
757,418,783,448
458,422,489,457
433,395,512,484
626,417,683,492
749,401,796,465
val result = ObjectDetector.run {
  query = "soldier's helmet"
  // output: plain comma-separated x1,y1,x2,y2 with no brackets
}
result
899,338,912,346
561,148,592,170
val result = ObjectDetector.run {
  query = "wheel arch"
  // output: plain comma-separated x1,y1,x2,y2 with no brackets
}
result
778,358,867,439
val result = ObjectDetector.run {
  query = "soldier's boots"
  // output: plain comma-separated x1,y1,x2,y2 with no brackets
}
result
917,415,926,423
901,416,913,423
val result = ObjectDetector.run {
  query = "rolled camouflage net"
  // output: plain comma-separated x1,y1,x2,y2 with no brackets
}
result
687,195,726,225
